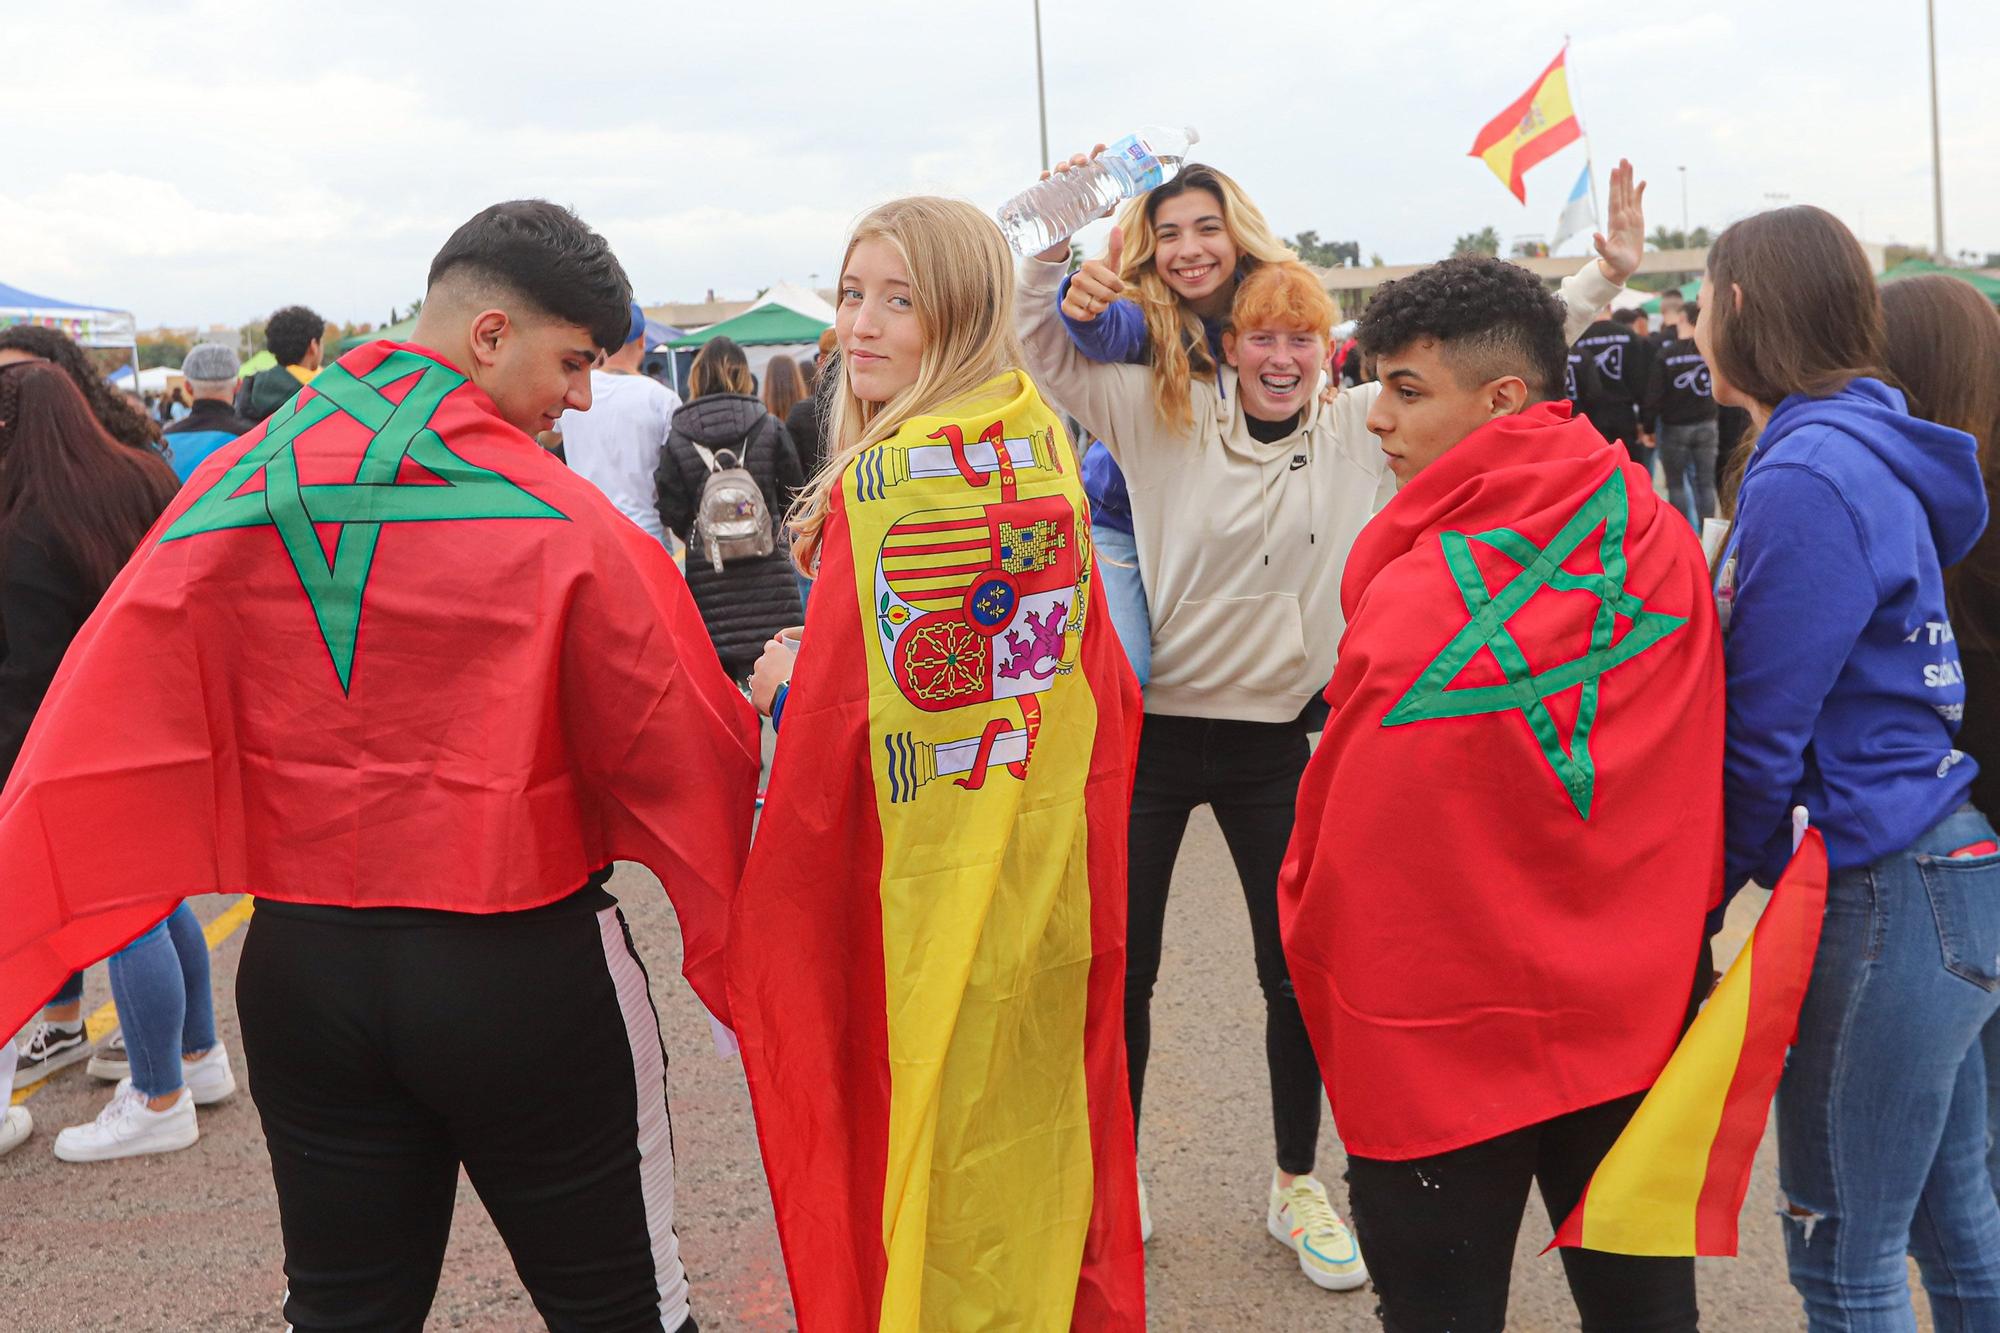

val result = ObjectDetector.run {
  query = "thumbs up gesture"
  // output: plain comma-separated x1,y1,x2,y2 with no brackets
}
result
1061,225,1128,324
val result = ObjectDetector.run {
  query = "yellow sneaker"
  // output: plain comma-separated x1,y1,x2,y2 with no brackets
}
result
1267,1171,1368,1291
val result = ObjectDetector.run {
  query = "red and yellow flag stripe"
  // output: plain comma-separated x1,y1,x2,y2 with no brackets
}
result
1551,829,1828,1255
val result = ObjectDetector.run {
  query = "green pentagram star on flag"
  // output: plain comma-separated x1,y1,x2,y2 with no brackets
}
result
161,350,564,691
1382,468,1685,819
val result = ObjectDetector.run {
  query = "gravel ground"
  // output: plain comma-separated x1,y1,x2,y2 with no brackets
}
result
1,809,1934,1330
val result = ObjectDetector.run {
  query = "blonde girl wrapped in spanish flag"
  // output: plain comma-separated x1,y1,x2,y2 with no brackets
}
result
730,196,1145,1331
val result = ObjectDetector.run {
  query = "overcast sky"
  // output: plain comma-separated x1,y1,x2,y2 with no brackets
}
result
5,0,1994,329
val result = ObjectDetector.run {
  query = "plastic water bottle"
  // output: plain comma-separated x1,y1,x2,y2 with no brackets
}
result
996,126,1200,256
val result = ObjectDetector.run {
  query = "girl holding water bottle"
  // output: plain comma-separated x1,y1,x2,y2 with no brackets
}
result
1039,154,1292,690
1020,141,1648,1294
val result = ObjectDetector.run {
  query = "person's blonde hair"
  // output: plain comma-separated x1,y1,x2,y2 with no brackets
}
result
789,196,1023,575
1110,163,1295,428
688,336,757,398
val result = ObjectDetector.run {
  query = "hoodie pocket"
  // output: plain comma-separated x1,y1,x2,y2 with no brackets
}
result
1152,592,1309,699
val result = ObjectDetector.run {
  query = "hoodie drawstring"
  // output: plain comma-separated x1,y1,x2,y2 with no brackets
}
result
1242,421,1318,567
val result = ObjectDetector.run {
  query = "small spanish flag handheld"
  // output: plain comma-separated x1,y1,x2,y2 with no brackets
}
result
1469,46,1584,202
1550,821,1829,1256
729,370,1145,1330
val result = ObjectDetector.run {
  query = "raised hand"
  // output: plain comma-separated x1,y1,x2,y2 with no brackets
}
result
1061,226,1127,324
1593,158,1647,286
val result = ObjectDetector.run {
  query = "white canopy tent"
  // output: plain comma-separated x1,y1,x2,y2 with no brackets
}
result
107,365,176,394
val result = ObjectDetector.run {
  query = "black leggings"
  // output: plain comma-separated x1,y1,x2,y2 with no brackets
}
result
1347,1093,1698,1333
237,889,698,1333
1124,712,1322,1176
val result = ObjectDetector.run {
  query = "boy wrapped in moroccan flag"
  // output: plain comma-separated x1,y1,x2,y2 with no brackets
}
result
1277,255,1724,1331
733,196,1145,1331
0,202,760,1332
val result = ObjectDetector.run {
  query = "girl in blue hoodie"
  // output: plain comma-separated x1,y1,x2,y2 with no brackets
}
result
1701,206,2000,1329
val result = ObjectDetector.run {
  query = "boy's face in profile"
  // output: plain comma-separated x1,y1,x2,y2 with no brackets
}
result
1365,337,1522,482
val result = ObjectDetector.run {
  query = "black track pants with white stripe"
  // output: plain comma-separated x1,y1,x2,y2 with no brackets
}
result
237,886,698,1333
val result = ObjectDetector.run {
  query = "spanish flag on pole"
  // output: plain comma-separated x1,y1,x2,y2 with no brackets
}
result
729,371,1145,1329
1470,46,1584,202
1551,823,1828,1256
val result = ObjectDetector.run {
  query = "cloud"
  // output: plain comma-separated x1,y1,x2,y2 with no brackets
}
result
2,0,1994,325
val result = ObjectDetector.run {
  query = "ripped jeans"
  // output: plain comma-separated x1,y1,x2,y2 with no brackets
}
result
1777,805,2000,1331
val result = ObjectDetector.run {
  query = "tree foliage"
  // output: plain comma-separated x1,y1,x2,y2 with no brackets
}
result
1289,230,1361,267
1452,226,1502,258
1647,226,1715,251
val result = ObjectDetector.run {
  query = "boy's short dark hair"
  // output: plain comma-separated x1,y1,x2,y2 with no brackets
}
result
1681,300,1701,325
1611,307,1643,327
427,201,633,354
1357,256,1568,401
265,305,325,366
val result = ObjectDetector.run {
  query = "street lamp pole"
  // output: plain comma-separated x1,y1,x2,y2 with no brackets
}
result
1033,0,1051,172
1678,166,1688,236
1926,0,1946,260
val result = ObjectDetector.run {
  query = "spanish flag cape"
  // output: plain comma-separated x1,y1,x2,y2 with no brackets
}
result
1278,401,1724,1161
0,341,759,1033
729,370,1144,1330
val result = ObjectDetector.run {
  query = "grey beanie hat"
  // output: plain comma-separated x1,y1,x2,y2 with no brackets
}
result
181,342,241,381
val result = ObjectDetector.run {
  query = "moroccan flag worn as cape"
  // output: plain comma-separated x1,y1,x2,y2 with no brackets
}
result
0,341,760,1033
1552,826,1828,1255
1469,46,1584,202
729,371,1145,1330
1278,401,1724,1161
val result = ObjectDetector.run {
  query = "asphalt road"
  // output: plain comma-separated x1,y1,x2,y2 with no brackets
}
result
0,810,1933,1331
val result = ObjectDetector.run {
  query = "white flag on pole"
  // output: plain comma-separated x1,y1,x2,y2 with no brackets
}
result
1552,164,1595,251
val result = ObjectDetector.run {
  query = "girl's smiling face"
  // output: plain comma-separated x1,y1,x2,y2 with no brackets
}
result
1150,188,1236,305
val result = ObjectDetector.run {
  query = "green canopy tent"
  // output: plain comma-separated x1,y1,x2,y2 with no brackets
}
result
665,302,829,351
1879,258,2000,305
334,315,418,355
663,291,832,395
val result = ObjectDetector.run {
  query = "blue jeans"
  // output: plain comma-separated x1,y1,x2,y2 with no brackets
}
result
107,903,216,1098
1657,419,1720,526
1093,523,1151,688
50,971,84,1009
1778,805,2000,1331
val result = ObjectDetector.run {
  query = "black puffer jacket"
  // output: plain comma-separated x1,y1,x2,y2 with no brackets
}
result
657,393,805,677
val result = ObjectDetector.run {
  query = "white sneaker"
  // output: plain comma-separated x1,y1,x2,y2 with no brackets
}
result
0,1106,31,1156
53,1086,198,1162
1268,1171,1368,1291
115,1044,236,1107
1137,1171,1153,1245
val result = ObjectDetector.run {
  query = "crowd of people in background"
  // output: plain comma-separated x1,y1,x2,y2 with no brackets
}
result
2,144,1998,1333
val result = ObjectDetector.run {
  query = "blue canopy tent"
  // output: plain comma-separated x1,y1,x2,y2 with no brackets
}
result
0,279,141,382
639,317,684,391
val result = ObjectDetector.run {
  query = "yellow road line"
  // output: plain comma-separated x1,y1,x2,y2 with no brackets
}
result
10,896,256,1106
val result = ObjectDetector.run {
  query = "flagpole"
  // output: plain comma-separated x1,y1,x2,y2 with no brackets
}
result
1926,0,1945,260
1564,35,1603,229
